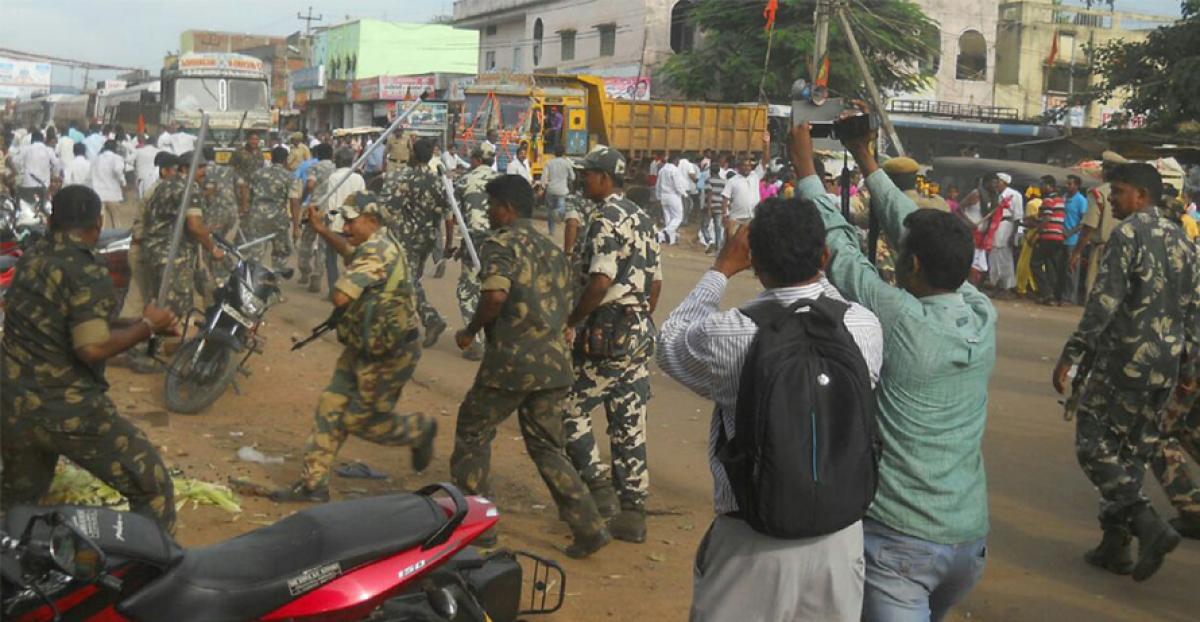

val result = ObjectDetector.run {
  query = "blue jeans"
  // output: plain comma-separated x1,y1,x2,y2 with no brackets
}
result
862,518,987,622
547,193,566,235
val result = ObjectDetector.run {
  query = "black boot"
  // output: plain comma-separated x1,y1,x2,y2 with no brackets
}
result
410,417,437,472
1083,527,1133,575
590,483,620,519
1168,513,1200,540
608,504,646,544
1130,504,1182,582
565,528,611,559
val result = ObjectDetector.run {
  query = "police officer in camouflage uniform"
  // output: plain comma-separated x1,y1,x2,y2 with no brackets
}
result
1153,372,1200,539
380,138,453,348
229,131,265,215
297,144,336,293
450,174,611,558
244,146,294,267
1053,163,1197,581
563,146,663,543
141,152,227,316
272,192,437,502
453,144,499,361
1,186,179,530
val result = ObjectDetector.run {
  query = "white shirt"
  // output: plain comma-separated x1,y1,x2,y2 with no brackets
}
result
83,133,105,160
157,131,173,153
657,272,883,515
16,141,61,188
506,157,532,183
134,145,161,197
56,136,75,163
309,137,321,149
324,168,366,230
721,165,765,221
90,150,126,203
678,158,699,193
64,155,93,187
172,132,196,155
441,151,468,173
655,162,689,199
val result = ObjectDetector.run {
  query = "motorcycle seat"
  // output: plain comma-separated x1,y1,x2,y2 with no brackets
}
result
119,492,446,622
4,505,183,570
97,228,131,246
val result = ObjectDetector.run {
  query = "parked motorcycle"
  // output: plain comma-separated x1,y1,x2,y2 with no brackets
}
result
1,483,565,622
163,234,289,414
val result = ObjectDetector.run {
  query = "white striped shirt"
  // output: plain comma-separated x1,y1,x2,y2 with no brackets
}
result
657,270,883,515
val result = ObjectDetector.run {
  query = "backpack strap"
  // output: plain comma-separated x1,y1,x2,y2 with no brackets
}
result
804,295,851,328
738,298,793,329
741,295,850,330
381,254,408,294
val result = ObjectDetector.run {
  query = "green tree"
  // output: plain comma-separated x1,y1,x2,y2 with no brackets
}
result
660,0,939,103
1089,1,1200,131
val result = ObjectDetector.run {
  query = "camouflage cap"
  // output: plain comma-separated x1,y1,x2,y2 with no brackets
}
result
478,142,497,159
335,191,387,221
574,145,626,177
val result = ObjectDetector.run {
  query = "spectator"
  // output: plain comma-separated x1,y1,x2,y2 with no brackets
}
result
655,153,689,245
83,125,105,160
90,139,127,229
760,171,779,199
721,155,764,225
792,121,995,621
506,141,532,184
1062,174,1089,302
946,184,961,213
1030,175,1068,305
542,144,574,236
63,142,92,187
704,161,728,252
658,198,882,621
14,130,61,205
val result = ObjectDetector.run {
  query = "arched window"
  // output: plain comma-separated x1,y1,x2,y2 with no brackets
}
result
670,0,696,54
956,30,987,81
533,18,544,66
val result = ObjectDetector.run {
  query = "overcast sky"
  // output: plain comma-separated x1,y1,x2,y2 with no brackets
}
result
0,0,1185,88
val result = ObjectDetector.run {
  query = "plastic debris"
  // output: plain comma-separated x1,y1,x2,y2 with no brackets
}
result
237,446,284,464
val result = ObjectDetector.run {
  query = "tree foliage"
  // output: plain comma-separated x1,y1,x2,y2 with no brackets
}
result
660,0,939,103
1089,1,1200,131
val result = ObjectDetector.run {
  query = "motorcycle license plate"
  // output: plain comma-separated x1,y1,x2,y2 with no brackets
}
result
221,303,256,329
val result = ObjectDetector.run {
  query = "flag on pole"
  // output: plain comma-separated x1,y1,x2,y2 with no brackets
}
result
137,114,145,136
764,0,779,31
1046,29,1059,65
814,54,831,88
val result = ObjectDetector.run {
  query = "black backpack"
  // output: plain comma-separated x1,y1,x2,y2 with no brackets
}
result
717,296,880,539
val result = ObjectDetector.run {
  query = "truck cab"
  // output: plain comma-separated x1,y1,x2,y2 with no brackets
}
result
161,53,272,162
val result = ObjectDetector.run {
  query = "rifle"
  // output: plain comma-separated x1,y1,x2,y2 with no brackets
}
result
292,307,345,351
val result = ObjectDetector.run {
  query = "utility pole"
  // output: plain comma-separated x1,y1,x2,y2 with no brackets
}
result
836,4,905,156
297,6,323,36
812,0,832,80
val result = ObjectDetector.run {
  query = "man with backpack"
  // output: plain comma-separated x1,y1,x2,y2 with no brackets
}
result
271,192,437,503
657,198,883,621
791,118,995,621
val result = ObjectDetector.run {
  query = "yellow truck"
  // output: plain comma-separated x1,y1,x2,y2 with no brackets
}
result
457,73,768,176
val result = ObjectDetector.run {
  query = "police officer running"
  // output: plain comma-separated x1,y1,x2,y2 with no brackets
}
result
1,185,179,531
1053,163,1197,581
244,146,294,267
272,192,437,502
452,143,499,361
562,147,663,543
450,174,611,558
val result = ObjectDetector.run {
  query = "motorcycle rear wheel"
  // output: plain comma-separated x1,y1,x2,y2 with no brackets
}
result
164,335,240,414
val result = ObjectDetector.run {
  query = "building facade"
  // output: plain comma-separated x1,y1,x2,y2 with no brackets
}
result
908,0,1001,107
292,20,477,131
452,0,700,99
993,1,1174,129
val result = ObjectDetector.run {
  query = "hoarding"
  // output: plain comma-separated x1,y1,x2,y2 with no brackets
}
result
0,56,52,100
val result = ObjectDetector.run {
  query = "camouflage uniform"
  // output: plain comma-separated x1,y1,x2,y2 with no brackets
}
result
142,176,205,316
245,163,294,266
1060,207,1200,529
203,164,241,240
1,231,175,531
563,192,597,299
1150,353,1200,520
380,164,450,331
298,229,433,489
298,160,336,285
563,194,663,509
454,164,499,333
450,220,606,539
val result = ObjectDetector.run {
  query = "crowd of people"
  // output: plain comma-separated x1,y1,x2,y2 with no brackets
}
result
2,104,1199,621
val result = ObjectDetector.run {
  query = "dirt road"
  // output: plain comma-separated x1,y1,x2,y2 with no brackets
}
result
107,223,1198,621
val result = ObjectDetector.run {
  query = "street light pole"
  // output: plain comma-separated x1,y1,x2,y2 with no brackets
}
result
836,5,905,156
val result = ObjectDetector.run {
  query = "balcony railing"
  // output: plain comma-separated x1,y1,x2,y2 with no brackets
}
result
887,100,1022,123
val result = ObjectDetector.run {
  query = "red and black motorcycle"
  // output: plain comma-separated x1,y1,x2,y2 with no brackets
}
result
1,483,565,622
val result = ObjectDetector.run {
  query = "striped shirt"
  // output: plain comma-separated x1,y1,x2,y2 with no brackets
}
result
657,270,883,514
706,173,727,212
1038,194,1067,242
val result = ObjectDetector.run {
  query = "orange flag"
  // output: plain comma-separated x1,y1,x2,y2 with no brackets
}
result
1046,29,1059,65
814,54,830,88
137,114,145,136
764,0,779,31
